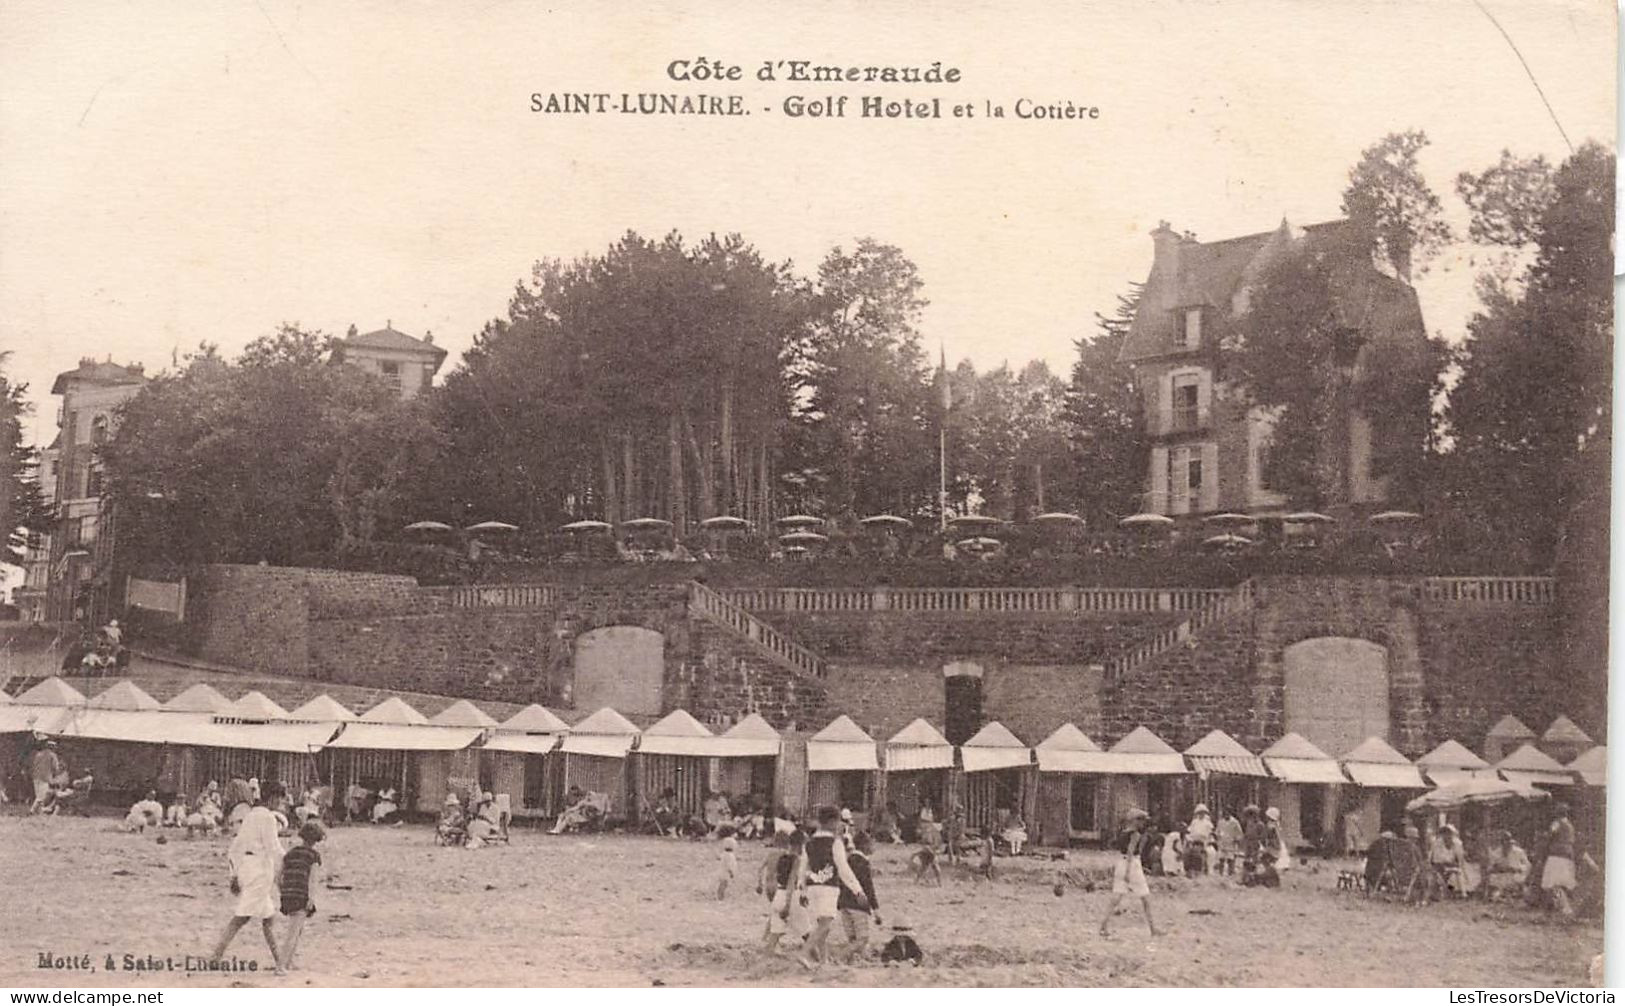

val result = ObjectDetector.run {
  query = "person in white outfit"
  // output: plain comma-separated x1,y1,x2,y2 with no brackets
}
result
210,781,288,973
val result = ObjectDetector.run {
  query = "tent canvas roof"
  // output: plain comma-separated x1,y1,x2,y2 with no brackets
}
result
963,721,1026,749
429,699,497,728
0,688,10,705
644,709,715,738
16,677,86,706
1341,736,1412,764
1418,739,1491,769
1497,742,1569,773
1542,715,1593,745
222,691,288,720
164,683,230,713
811,714,875,745
289,695,357,722
360,696,428,725
501,704,571,734
571,707,639,735
1110,726,1179,756
1184,729,1253,758
87,680,162,711
1261,732,1333,761
1037,723,1101,752
1486,715,1535,740
1568,746,1606,785
887,718,951,747
722,713,780,740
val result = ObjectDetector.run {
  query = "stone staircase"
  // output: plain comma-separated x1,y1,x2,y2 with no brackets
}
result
686,580,826,681
1103,579,1256,682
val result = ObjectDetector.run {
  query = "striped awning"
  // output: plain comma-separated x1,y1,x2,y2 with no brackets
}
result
886,745,954,772
1188,754,1268,778
1265,757,1346,785
1344,761,1427,789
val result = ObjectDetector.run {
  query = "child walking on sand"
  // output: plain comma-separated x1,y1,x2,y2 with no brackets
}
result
795,805,868,970
1100,807,1161,938
716,824,739,900
839,831,881,963
277,822,325,972
758,830,806,953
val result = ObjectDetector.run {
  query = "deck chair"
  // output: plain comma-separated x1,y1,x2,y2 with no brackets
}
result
1364,835,1426,904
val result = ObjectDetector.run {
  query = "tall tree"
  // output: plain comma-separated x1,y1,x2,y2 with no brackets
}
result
0,353,51,566
1063,285,1148,524
1342,130,1453,282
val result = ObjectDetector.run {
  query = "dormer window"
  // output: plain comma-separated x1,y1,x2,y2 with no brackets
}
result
1182,308,1203,349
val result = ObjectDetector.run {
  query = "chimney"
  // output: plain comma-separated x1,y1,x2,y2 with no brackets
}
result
1151,220,1183,306
347,324,358,338
424,330,433,345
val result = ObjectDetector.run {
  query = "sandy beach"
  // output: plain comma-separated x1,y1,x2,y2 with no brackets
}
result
0,814,1599,988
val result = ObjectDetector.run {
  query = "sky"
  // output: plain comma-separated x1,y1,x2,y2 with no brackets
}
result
0,0,1614,449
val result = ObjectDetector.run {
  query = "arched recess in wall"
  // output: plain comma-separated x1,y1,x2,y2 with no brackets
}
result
573,626,665,716
943,660,984,747
1282,637,1389,756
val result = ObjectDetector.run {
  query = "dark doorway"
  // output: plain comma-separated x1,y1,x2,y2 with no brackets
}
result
943,674,983,746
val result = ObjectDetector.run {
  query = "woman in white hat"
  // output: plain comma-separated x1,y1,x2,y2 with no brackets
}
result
1100,808,1161,937
1186,804,1215,875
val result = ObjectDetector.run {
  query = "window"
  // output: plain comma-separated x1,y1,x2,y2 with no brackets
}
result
1182,308,1202,348
1168,445,1206,513
1171,375,1201,432
90,415,108,446
380,360,402,391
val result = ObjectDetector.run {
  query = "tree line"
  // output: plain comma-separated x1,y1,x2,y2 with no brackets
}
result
0,132,1607,579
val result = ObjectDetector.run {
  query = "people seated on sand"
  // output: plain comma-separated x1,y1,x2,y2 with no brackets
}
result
185,784,225,837
551,786,598,834
343,783,372,823
732,794,766,840
652,789,680,836
1486,830,1531,900
1001,813,1029,856
1185,805,1215,874
371,787,402,824
1428,824,1467,895
293,787,325,827
49,770,94,815
466,792,502,847
702,791,732,834
124,789,165,832
871,802,902,845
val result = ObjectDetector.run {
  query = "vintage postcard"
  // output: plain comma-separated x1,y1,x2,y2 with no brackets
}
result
0,0,1614,990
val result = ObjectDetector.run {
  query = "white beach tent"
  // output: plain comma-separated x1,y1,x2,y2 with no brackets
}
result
1033,723,1105,843
713,714,783,812
429,699,499,729
327,696,483,813
806,715,879,815
1417,739,1496,787
1339,736,1427,849
1540,715,1595,764
558,707,640,814
1495,742,1574,788
15,677,87,706
637,709,716,818
883,719,954,822
1184,728,1269,821
1262,732,1346,851
958,721,1033,833
219,691,290,721
1483,714,1536,763
483,704,571,818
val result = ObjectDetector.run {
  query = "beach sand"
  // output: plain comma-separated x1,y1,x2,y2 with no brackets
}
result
0,815,1599,987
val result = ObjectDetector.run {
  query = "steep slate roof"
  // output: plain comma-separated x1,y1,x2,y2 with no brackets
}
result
1037,723,1101,751
1119,218,1423,364
52,359,146,394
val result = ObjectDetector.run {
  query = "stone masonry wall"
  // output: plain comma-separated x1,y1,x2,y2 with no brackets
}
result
765,611,1185,667
667,623,829,732
192,565,312,677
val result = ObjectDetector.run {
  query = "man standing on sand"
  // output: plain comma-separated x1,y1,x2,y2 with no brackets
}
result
795,805,868,969
1100,807,1161,937
29,740,63,814
211,781,289,974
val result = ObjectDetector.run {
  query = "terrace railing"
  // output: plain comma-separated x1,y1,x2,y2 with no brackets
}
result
1420,576,1556,604
688,581,826,680
423,583,561,609
717,586,1231,615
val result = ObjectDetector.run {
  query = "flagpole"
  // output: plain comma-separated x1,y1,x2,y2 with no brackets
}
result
938,343,949,533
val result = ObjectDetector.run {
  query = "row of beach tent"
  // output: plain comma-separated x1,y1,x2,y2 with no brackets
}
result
1,677,1602,833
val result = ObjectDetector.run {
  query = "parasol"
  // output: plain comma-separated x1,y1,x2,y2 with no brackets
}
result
465,521,518,533
403,520,454,532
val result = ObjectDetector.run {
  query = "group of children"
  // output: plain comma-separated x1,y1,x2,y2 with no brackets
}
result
728,805,919,969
